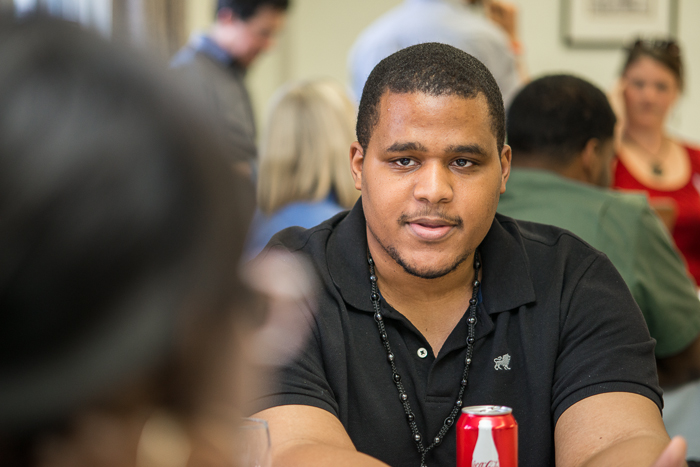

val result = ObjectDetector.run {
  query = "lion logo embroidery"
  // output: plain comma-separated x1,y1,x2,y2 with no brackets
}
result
494,353,511,370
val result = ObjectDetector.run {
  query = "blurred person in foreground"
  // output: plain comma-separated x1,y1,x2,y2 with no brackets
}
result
244,79,360,260
348,0,525,106
0,15,311,467
171,0,290,175
248,43,686,466
496,76,700,452
611,38,700,288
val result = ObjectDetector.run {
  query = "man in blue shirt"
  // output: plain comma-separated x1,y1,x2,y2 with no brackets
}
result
348,0,523,105
172,0,289,172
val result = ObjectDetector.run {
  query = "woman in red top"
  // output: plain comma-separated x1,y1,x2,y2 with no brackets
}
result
613,39,700,286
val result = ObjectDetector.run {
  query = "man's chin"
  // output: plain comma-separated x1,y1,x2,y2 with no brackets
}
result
399,258,468,279
389,249,470,280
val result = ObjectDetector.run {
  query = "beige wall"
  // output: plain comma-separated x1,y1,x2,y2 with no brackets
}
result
185,0,700,144
518,0,700,145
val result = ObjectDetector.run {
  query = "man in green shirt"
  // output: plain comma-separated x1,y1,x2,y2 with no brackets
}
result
498,74,700,389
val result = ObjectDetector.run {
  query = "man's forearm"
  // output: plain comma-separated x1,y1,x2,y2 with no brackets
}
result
580,435,686,467
272,442,390,467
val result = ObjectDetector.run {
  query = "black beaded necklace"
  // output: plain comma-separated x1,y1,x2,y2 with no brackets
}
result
367,250,481,467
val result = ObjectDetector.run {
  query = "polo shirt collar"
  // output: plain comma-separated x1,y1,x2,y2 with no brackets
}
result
327,200,373,312
479,213,537,313
327,200,536,314
190,34,242,70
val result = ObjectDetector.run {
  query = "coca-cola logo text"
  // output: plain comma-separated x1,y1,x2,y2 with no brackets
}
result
472,462,499,467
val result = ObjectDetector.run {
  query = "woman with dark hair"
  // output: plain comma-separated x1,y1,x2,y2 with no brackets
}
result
613,38,700,287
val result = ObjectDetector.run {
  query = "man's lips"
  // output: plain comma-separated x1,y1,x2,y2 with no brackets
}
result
406,218,455,240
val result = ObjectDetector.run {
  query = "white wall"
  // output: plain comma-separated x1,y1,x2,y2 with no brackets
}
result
185,0,700,144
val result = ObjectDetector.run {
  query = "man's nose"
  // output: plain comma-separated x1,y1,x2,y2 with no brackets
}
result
413,162,453,204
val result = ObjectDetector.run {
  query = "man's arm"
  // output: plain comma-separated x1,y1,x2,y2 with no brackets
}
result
253,405,389,467
555,392,686,467
483,0,528,83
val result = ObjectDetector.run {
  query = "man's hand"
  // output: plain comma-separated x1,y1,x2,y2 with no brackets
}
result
484,0,518,42
651,437,687,467
483,0,528,80
556,392,683,467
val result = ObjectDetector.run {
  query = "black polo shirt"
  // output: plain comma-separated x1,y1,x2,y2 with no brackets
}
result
253,200,662,466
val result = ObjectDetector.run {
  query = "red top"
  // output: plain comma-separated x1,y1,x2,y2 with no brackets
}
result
614,144,700,286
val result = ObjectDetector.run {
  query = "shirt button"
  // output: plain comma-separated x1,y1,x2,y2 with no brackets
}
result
417,348,428,359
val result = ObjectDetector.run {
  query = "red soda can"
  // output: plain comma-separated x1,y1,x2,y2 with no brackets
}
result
456,405,518,467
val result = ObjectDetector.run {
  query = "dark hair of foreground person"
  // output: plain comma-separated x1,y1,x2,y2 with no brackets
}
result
0,15,258,467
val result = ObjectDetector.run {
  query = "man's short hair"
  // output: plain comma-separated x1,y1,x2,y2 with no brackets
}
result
217,0,290,20
356,42,506,155
507,74,616,164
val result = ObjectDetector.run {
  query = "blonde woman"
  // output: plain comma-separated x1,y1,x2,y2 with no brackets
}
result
245,79,360,259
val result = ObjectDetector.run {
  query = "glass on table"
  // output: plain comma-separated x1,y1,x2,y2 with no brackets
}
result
237,417,271,467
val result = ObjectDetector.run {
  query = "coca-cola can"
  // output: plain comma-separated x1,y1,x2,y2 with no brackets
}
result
456,405,518,467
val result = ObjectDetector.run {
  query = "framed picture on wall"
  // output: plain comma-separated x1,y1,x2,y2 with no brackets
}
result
561,0,678,48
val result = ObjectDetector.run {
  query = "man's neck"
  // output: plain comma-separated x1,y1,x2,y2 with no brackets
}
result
367,234,478,355
207,27,240,64
512,157,589,185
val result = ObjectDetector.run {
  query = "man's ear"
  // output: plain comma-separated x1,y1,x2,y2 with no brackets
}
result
499,144,512,194
580,138,600,181
350,142,364,191
216,7,239,24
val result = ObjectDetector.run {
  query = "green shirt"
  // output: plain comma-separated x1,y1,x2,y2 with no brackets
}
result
498,168,700,357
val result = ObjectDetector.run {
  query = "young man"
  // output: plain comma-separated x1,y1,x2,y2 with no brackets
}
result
171,0,289,171
251,44,686,466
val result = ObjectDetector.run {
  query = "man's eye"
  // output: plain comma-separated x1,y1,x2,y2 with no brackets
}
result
396,158,413,166
454,159,472,167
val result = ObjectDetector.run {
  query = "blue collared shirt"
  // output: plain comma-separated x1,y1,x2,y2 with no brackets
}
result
171,34,239,69
243,194,348,261
347,0,521,105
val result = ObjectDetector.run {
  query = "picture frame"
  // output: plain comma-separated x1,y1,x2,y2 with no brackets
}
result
561,0,679,48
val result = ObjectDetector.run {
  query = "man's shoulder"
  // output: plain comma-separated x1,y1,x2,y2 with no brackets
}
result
599,187,649,211
491,213,612,286
573,182,650,223
170,44,197,68
172,49,228,76
502,169,649,224
171,38,238,81
495,212,599,252
586,187,653,238
492,212,622,289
